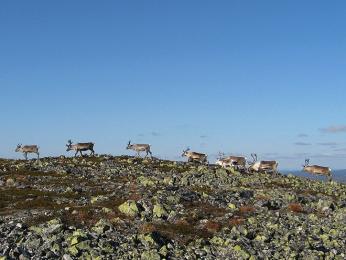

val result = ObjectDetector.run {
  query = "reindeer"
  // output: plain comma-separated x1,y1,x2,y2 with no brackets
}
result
182,148,208,164
216,152,246,171
303,159,332,181
66,140,95,157
248,153,278,174
126,141,152,158
15,144,40,160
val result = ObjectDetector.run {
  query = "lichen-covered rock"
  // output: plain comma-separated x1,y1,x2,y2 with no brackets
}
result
92,219,111,234
153,204,168,218
91,195,108,204
141,250,161,260
138,176,156,187
118,200,140,217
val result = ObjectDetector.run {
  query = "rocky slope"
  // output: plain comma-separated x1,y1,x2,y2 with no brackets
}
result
0,156,345,259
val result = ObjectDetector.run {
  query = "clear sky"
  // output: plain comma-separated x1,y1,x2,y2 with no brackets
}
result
1,1,345,169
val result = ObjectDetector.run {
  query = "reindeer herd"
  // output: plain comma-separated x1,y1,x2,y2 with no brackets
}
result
13,140,333,180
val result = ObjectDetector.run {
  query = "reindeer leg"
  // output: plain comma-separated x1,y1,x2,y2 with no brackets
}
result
148,149,153,158
91,149,95,156
24,153,28,160
37,152,40,160
80,151,83,157
74,150,78,157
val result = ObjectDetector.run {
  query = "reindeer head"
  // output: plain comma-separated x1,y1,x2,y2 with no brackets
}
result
126,141,133,150
181,147,190,157
303,159,310,168
66,140,73,151
215,159,224,166
15,144,22,152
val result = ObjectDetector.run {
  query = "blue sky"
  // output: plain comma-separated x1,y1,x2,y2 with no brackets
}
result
1,1,345,169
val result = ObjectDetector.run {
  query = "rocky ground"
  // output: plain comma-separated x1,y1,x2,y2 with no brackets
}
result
0,155,345,260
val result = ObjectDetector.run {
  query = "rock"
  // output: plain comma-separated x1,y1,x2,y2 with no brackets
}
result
141,250,161,260
98,240,115,254
28,226,44,234
262,200,282,210
102,207,112,213
139,234,157,247
44,218,63,234
18,254,30,260
91,195,108,204
159,245,168,257
118,200,140,217
233,245,250,259
138,176,156,187
166,195,180,204
68,246,79,256
239,190,254,199
92,219,111,234
75,240,91,251
210,236,224,246
62,254,73,260
153,204,168,218
65,187,73,193
228,203,237,210
24,238,42,252
5,178,15,187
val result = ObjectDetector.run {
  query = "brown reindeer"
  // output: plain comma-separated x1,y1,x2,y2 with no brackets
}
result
303,159,332,181
66,140,95,157
182,148,208,164
15,144,40,160
216,152,246,171
248,153,278,174
126,141,152,158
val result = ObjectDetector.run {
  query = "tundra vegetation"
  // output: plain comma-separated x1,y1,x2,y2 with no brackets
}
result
0,156,345,259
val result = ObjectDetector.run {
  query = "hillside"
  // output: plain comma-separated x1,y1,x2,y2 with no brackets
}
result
282,169,346,183
0,156,345,259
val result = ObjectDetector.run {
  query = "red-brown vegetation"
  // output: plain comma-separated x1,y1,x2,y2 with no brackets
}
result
288,203,304,213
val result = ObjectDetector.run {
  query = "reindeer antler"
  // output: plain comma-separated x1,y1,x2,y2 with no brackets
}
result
182,147,190,153
218,152,225,159
251,153,258,162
